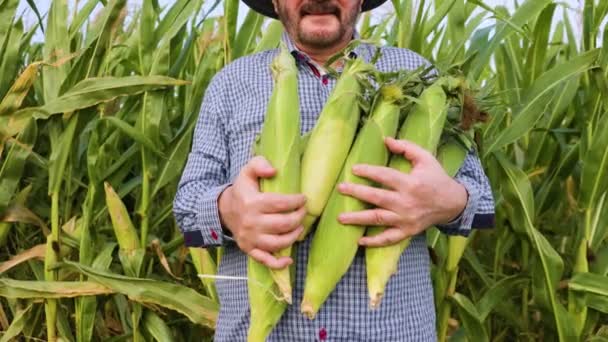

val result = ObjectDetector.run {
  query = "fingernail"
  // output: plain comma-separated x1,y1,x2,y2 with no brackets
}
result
352,165,362,173
338,183,347,191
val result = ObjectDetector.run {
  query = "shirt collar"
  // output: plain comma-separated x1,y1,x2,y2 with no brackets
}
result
280,29,369,73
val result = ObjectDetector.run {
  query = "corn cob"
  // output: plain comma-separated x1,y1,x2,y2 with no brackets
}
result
104,181,140,253
247,44,299,341
440,139,472,275
190,247,219,303
301,84,404,319
247,258,290,342
365,79,452,309
435,139,470,342
298,57,375,240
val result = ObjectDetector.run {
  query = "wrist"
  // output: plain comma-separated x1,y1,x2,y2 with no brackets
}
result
439,182,468,224
218,185,233,234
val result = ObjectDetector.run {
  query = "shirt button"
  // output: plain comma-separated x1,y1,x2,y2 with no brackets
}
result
210,230,219,240
319,327,327,340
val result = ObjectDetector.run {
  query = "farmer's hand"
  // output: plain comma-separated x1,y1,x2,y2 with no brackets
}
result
337,137,468,247
218,156,306,269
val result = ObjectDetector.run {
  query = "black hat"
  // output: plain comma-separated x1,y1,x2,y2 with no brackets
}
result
242,0,388,19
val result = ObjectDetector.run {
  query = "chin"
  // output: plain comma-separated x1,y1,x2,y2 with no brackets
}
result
298,24,343,47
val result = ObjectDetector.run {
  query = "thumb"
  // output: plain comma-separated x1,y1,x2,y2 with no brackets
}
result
385,137,433,166
244,156,276,180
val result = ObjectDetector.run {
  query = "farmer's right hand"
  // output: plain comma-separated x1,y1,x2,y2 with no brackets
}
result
218,156,306,269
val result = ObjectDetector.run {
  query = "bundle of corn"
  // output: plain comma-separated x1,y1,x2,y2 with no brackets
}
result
300,69,428,319
365,76,466,309
298,56,376,240
247,44,300,342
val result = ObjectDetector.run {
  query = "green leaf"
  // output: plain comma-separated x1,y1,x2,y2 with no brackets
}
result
526,77,580,169
469,0,554,79
493,151,576,340
579,114,608,211
0,18,23,99
63,261,219,328
569,273,608,297
139,0,156,75
100,116,164,156
4,76,188,139
151,119,195,197
485,49,599,154
525,3,556,85
0,304,32,342
150,0,199,75
422,0,457,38
254,20,284,53
233,10,264,59
0,0,18,44
451,293,489,341
0,62,41,117
48,115,78,196
585,293,608,314
591,244,608,276
223,0,239,62
477,275,528,320
43,0,70,102
143,310,175,342
68,0,100,39
0,279,114,298
0,118,36,213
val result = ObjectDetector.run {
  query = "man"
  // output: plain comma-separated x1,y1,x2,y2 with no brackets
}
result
173,0,495,340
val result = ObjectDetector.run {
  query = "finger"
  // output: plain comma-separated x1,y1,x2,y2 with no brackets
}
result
259,207,307,234
358,227,409,247
337,182,398,209
257,226,304,252
385,137,433,167
350,164,408,190
249,248,292,269
244,156,276,181
258,192,307,213
338,208,400,226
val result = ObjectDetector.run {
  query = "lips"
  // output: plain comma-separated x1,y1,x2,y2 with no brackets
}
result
300,3,340,17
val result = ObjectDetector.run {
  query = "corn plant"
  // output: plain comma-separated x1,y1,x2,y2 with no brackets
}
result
0,0,606,341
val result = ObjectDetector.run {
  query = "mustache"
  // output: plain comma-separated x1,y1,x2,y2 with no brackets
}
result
300,1,341,16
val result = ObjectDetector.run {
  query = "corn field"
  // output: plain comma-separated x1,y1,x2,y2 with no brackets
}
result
0,0,607,340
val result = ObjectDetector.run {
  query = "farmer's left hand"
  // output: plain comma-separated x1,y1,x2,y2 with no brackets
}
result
336,137,468,247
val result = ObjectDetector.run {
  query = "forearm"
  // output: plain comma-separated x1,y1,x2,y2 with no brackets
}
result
436,148,495,236
173,179,234,247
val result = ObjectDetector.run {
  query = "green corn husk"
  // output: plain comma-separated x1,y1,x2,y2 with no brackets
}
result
190,247,218,302
298,57,374,240
300,84,405,319
247,44,300,342
103,182,140,253
365,79,451,309
441,139,471,272
435,138,471,341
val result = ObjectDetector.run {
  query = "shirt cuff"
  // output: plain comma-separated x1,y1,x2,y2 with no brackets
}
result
435,177,480,236
182,183,234,247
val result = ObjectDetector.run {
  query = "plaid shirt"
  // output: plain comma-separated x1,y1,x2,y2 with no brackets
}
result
173,32,495,341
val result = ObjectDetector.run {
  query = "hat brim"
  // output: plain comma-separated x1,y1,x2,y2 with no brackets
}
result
242,0,388,19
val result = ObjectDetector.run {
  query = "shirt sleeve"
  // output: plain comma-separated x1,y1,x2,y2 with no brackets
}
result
173,73,234,248
435,147,496,236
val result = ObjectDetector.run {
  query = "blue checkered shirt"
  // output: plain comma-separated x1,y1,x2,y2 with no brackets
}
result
173,32,495,342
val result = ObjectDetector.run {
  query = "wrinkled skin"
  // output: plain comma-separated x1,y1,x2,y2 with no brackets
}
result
272,0,363,63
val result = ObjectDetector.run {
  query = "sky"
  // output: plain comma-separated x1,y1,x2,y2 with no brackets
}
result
16,0,592,44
